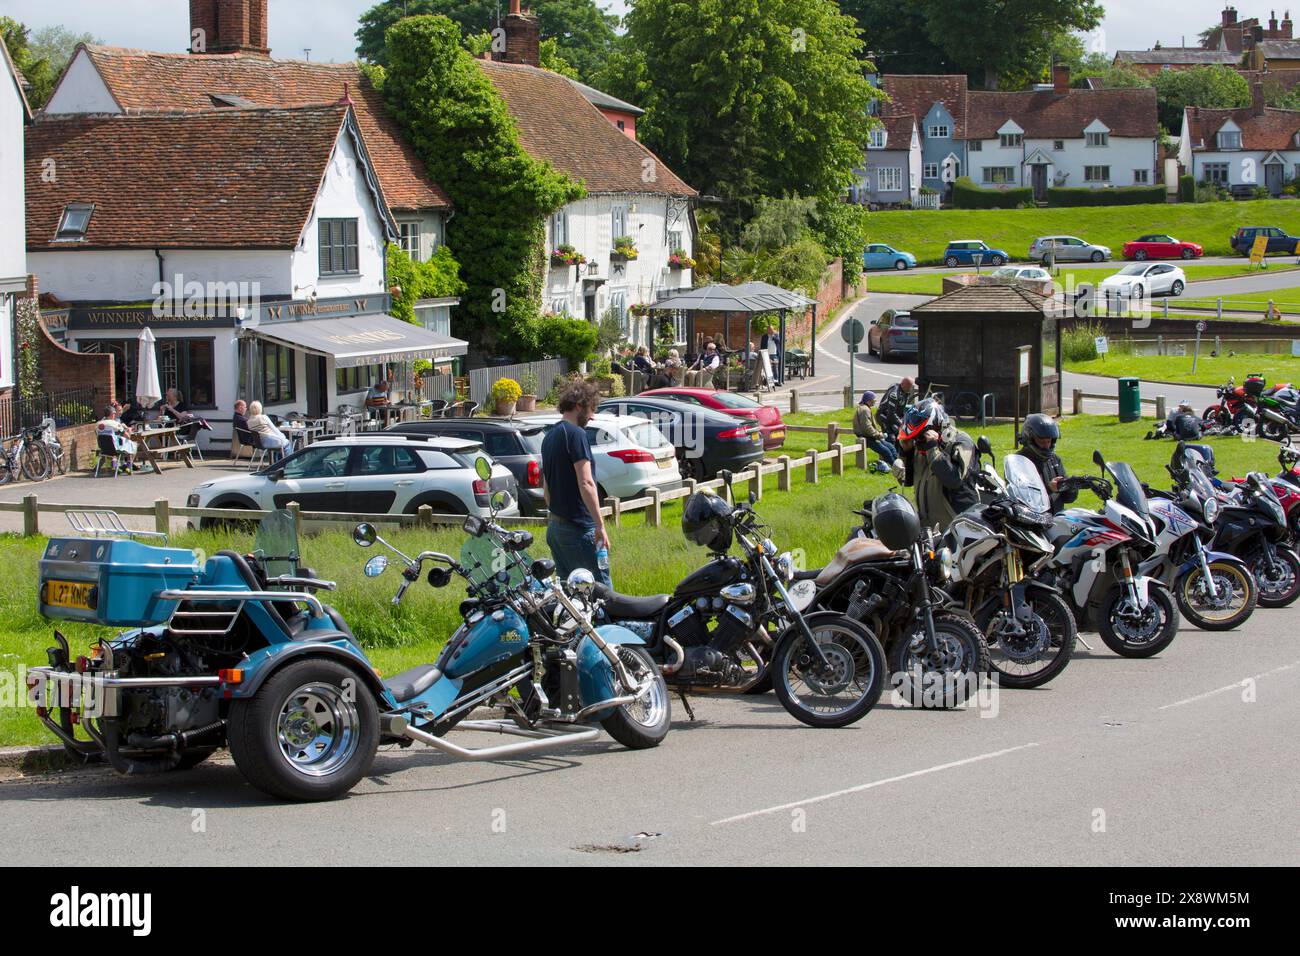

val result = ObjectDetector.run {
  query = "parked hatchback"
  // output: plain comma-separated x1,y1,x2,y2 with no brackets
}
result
1231,226,1300,256
1122,234,1202,261
943,240,1008,268
1098,262,1187,299
597,396,766,480
867,309,918,360
863,243,916,271
386,417,547,515
1029,235,1111,263
187,435,519,528
525,412,682,501
639,386,787,449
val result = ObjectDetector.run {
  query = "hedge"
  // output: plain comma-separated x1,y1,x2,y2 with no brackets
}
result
1179,173,1196,203
1046,184,1168,207
952,176,1034,209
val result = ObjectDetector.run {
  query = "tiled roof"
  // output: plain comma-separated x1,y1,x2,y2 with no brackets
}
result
25,106,351,249
569,77,644,116
880,75,968,137
478,59,695,196
878,113,917,143
1115,48,1241,66
912,283,1053,314
965,88,1158,139
1243,68,1300,94
1185,104,1300,150
75,45,450,211
2,32,32,120
1258,39,1300,59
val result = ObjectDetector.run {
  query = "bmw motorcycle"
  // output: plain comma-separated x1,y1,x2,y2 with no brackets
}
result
1038,450,1180,658
594,483,887,728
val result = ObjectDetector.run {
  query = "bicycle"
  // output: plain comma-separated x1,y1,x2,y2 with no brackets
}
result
36,417,66,476
0,426,53,484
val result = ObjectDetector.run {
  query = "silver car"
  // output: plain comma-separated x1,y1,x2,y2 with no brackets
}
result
1029,235,1111,264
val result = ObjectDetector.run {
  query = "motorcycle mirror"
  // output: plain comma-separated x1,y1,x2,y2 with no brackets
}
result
531,558,555,580
427,567,452,588
490,490,509,514
363,554,388,577
1093,449,1106,471
353,523,378,548
474,456,492,483
977,435,993,457
749,491,757,505
720,469,733,488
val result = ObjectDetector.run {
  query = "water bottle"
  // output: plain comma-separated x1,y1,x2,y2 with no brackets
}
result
596,545,610,572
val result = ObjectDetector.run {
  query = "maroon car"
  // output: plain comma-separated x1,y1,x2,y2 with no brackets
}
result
639,387,787,449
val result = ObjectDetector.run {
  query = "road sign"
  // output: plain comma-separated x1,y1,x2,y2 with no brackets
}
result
841,318,865,347
1196,320,1207,333
1095,336,1109,354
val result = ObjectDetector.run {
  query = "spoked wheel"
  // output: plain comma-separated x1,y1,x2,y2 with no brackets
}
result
1234,410,1259,437
889,612,990,708
1098,583,1179,658
771,614,885,728
1247,546,1300,608
978,591,1076,689
1176,561,1257,630
20,441,51,482
1260,418,1289,443
600,646,671,748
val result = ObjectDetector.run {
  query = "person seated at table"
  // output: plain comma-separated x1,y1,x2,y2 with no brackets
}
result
158,388,188,419
119,401,145,428
365,378,391,408
686,341,721,387
245,400,290,463
97,404,138,470
632,346,655,375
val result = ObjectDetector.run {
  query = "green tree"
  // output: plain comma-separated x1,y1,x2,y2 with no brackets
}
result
355,0,616,81
387,245,468,324
1,19,98,108
594,0,882,224
381,15,584,356
1151,65,1251,133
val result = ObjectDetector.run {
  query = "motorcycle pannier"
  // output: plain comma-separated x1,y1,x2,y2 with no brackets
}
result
38,537,201,627
1244,374,1267,397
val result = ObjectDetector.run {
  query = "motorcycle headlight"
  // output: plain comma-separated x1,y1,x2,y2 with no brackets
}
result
776,552,795,583
761,537,777,556
1203,497,1220,524
934,547,954,582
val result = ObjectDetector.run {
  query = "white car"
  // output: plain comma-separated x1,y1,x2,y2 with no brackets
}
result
187,435,519,528
525,412,683,500
1098,262,1187,299
990,265,1053,283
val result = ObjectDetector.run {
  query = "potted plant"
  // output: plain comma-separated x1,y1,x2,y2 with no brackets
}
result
611,235,639,261
491,377,522,416
518,370,539,412
667,248,697,270
550,243,586,267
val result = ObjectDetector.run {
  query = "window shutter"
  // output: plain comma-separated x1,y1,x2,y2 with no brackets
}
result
344,220,358,273
319,220,333,274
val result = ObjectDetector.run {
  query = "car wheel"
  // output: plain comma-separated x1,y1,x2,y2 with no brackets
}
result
1091,250,1104,262
1171,280,1185,296
945,256,959,268
1133,285,1144,301
1181,248,1195,259
989,255,1005,266
1134,249,1148,261
893,258,907,270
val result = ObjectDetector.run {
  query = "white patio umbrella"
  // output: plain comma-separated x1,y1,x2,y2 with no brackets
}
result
135,327,162,410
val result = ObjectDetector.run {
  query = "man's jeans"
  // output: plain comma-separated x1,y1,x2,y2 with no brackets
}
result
867,438,897,465
546,517,612,588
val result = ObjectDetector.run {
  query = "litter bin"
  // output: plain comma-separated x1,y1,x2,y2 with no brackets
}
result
1118,377,1141,423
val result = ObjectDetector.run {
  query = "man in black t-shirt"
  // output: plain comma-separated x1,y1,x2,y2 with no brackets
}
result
542,379,611,586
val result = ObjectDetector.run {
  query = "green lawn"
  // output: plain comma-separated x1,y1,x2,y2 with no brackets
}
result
1181,284,1300,313
0,413,1285,747
866,261,1300,297
867,199,1300,265
1066,350,1300,385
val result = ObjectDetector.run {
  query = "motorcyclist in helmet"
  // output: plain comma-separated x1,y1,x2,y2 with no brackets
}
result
1016,413,1076,513
896,398,980,529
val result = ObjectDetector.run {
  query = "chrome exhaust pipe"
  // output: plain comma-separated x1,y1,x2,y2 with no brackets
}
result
661,636,685,674
389,715,602,760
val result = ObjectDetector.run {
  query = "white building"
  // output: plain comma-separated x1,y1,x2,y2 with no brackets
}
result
1179,84,1300,194
26,105,464,446
0,40,31,397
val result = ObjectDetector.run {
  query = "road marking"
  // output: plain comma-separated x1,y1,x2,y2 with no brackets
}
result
708,742,1040,825
1156,659,1300,711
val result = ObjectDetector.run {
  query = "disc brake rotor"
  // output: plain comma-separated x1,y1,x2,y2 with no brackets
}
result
992,612,1048,662
799,642,855,695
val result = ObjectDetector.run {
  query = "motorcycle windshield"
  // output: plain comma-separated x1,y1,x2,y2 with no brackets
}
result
1106,460,1149,518
1186,464,1217,505
1003,454,1051,514
252,509,300,580
458,533,528,590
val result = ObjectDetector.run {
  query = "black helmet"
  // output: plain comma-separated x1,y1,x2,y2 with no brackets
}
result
899,398,948,443
682,491,734,551
870,493,921,551
1020,413,1060,450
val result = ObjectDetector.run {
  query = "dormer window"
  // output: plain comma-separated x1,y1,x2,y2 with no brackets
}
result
1085,131,1109,147
1000,132,1023,148
56,203,94,240
868,128,886,149
1218,130,1242,149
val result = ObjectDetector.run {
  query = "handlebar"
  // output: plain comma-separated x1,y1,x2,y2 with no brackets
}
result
1060,474,1112,499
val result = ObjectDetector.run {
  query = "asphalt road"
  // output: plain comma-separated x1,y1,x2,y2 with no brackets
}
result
2,600,1295,866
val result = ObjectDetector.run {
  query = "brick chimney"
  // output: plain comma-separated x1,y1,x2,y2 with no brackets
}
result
1053,63,1071,94
1253,78,1266,114
1285,11,1294,37
189,0,270,56
1270,11,1279,31
1224,5,1239,27
497,0,541,68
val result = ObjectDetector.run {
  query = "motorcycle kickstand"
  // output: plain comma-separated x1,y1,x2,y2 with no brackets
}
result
1077,634,1095,651
677,691,696,721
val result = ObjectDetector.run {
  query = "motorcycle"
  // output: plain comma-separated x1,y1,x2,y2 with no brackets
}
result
1170,444,1300,608
1141,449,1258,631
942,448,1077,689
788,491,991,709
594,479,887,728
1226,445,1300,546
28,464,669,801
1039,450,1180,658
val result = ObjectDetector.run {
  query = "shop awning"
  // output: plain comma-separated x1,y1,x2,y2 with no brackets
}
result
251,312,467,368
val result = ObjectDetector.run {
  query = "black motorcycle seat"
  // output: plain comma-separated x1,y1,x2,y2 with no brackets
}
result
793,568,822,581
593,584,671,618
384,664,442,703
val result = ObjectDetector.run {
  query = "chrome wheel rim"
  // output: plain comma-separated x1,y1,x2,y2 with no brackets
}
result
618,649,669,729
1256,556,1296,599
1183,566,1249,622
782,624,877,718
276,683,360,777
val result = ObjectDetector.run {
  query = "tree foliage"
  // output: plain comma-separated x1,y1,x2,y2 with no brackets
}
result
380,15,584,356
386,245,467,324
1151,65,1251,133
355,0,615,80
1,19,98,109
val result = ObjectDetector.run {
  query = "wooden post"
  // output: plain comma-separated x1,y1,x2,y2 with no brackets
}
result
831,442,844,476
154,498,170,537
748,468,762,501
1072,387,1083,415
606,496,621,527
418,504,434,529
790,389,800,414
855,442,868,470
1217,298,1223,321
287,501,302,540
828,422,839,447
842,385,852,409
805,449,819,484
777,456,791,492
1155,395,1166,420
22,494,38,537
646,487,661,526
685,478,698,499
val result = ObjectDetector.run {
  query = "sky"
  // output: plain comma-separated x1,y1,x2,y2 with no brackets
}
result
0,1,1258,65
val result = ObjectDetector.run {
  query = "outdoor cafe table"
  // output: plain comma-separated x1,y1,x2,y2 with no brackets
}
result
369,404,418,429
132,424,195,475
281,420,326,453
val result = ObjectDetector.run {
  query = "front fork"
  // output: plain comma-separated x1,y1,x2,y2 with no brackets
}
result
549,585,641,695
1193,537,1220,600
764,555,834,669
1119,551,1147,609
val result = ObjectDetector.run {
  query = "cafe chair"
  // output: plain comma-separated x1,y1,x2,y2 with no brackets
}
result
93,433,132,478
234,425,273,472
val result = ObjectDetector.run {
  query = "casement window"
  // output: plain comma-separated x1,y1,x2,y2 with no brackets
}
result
336,365,380,393
318,218,359,276
610,203,628,241
1084,165,1111,182
1204,162,1230,184
877,167,904,192
1217,130,1242,150
1053,139,1065,150
923,162,939,178
1085,131,1109,147
609,289,629,333
398,222,421,259
968,140,982,151
56,203,94,240
868,128,887,149
81,338,216,409
982,166,1016,184
667,229,683,252
1133,168,1150,184
551,211,568,247
1000,132,1023,148
260,342,297,404
928,123,950,138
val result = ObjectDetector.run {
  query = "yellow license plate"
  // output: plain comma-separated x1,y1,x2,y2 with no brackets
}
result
657,457,675,469
770,430,784,441
751,431,762,443
46,580,94,611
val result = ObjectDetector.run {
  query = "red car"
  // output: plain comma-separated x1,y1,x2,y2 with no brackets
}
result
639,387,787,449
1121,234,1203,261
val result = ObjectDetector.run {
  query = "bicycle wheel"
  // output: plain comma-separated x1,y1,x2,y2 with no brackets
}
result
0,450,13,485
19,441,51,482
